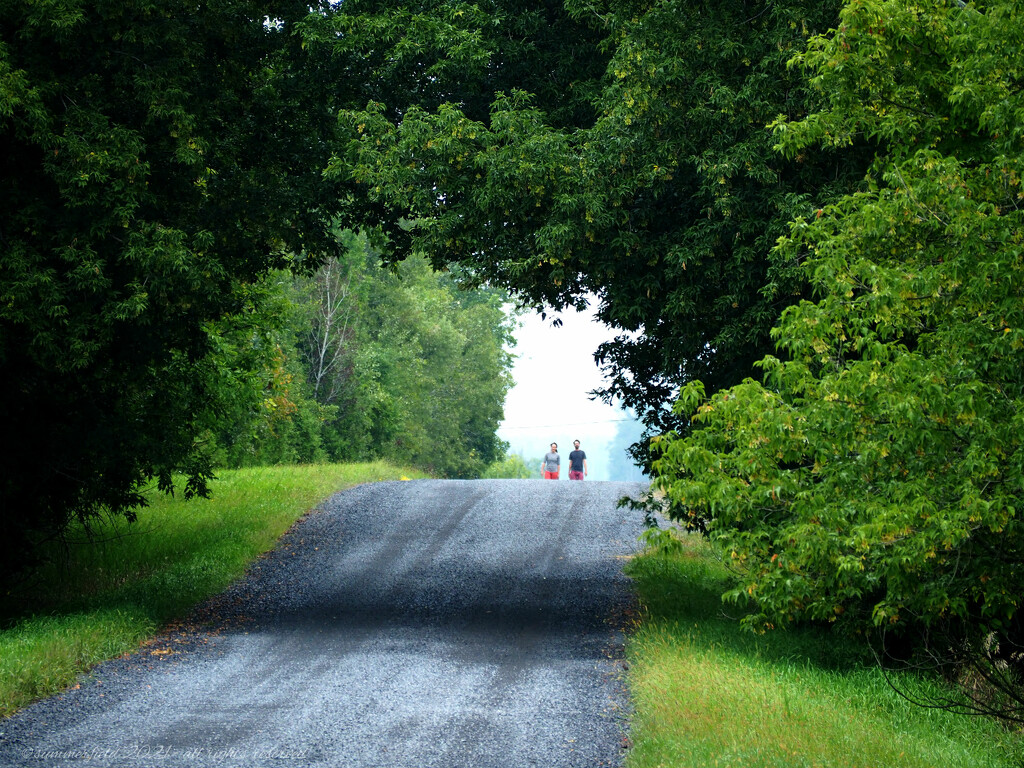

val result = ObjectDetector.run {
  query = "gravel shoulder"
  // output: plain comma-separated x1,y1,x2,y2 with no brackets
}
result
0,479,648,768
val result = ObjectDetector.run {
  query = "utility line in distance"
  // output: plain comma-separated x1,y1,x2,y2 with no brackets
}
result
499,417,637,430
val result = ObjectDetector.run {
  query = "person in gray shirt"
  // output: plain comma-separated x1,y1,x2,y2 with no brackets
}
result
541,443,560,479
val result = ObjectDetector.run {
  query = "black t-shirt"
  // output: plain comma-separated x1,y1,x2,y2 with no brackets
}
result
568,450,587,472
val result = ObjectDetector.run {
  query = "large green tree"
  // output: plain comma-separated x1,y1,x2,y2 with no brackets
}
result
0,0,348,579
330,0,869,435
652,0,1024,720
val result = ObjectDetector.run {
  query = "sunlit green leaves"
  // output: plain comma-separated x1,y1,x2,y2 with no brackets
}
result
652,0,1024,674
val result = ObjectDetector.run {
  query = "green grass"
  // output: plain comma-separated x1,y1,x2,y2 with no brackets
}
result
9,470,1016,767
0,461,426,718
624,530,1023,768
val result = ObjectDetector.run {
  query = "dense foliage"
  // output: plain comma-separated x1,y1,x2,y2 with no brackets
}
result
481,453,535,479
651,0,1024,719
331,0,870,434
0,0,359,579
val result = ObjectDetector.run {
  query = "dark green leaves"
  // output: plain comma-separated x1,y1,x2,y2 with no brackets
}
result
0,0,347,582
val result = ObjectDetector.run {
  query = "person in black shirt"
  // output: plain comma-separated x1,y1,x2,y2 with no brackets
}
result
567,440,587,481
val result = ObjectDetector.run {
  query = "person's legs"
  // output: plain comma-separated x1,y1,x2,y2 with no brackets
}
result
543,470,559,480
568,470,584,481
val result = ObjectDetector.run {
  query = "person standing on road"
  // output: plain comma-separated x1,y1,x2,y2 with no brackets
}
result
541,443,560,479
568,440,587,481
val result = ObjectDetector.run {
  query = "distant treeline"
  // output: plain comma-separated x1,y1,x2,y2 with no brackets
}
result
210,230,515,479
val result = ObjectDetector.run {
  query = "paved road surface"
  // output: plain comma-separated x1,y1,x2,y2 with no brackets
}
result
0,479,647,768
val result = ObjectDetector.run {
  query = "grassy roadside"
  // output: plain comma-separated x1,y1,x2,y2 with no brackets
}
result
623,529,1023,768
0,461,426,719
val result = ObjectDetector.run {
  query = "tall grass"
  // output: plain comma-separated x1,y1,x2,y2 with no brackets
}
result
624,530,1023,768
0,461,425,718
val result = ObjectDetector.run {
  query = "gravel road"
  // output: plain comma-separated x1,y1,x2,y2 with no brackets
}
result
0,479,648,768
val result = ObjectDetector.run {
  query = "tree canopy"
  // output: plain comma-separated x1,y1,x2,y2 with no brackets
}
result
331,0,870,432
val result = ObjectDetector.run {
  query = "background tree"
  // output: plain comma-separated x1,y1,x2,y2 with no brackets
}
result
207,275,339,469
651,0,1024,721
210,234,516,479
482,453,535,479
295,230,364,407
350,254,515,477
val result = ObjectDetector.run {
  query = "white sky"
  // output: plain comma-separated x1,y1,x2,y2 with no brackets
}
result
497,303,636,480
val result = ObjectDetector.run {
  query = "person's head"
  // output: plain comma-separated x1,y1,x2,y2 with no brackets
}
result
550,442,558,452
573,440,581,449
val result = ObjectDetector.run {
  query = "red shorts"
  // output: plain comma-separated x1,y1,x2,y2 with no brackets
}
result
569,470,585,481
543,471,559,480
